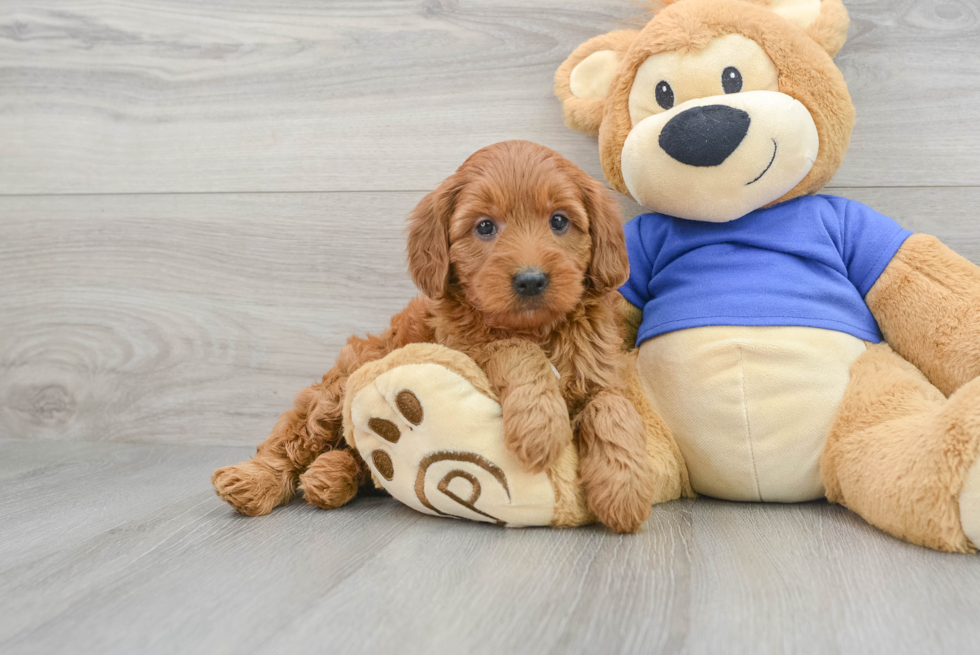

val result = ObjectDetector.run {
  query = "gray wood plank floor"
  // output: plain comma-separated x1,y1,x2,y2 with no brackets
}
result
2,0,979,653
3,439,980,655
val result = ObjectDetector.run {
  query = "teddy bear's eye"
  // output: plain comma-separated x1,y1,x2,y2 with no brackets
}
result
722,67,743,94
655,80,674,110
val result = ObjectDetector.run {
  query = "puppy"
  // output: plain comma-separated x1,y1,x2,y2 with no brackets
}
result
213,140,658,532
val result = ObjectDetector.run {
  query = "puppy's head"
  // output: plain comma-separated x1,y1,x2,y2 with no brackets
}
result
407,141,626,330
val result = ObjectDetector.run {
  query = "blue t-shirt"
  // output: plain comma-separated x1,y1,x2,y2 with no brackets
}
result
620,195,911,346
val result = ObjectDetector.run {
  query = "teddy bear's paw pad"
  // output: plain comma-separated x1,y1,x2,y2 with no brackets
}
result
960,455,980,550
349,362,556,527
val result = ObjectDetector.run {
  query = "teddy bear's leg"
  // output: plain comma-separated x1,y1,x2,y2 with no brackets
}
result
821,343,980,552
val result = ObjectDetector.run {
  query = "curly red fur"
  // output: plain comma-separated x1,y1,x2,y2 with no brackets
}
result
213,140,656,532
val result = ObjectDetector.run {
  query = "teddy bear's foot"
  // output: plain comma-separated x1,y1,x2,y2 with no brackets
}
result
961,457,980,550
823,345,980,552
299,450,362,510
343,343,589,527
955,376,980,551
212,460,296,516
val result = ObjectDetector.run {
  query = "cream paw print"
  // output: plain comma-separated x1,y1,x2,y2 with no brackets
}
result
345,346,564,527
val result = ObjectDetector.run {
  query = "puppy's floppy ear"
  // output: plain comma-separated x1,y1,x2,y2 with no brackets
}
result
406,173,462,300
554,30,639,136
580,173,629,293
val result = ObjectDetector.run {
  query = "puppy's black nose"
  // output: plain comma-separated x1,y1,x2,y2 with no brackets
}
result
659,105,751,167
512,269,550,298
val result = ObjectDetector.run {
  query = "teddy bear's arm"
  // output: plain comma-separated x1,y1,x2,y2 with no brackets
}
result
866,234,980,396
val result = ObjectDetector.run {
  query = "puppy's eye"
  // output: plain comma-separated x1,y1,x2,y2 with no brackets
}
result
475,219,497,238
550,213,569,233
655,80,674,110
722,67,742,94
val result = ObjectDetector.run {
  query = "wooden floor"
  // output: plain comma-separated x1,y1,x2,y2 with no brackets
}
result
2,1,979,653
3,440,980,655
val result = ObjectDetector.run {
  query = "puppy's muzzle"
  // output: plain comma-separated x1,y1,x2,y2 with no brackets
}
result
512,268,550,298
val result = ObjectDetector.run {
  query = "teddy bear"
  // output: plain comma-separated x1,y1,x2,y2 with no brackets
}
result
553,0,980,552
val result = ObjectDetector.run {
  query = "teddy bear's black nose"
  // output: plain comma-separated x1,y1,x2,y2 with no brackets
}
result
512,268,550,297
659,105,751,167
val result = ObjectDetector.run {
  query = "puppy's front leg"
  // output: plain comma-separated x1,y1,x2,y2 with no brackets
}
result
470,339,572,473
576,391,657,533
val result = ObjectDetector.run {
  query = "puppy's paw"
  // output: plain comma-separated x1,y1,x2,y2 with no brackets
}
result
577,393,658,533
211,460,294,516
300,450,361,510
502,386,572,474
582,459,655,534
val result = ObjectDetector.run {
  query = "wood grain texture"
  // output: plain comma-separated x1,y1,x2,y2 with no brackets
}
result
1,440,978,655
1,0,979,194
0,192,420,445
2,187,977,446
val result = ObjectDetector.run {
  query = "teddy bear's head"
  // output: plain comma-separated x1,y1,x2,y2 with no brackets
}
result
555,0,854,222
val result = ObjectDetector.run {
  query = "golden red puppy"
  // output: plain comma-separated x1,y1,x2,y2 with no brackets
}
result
212,140,659,532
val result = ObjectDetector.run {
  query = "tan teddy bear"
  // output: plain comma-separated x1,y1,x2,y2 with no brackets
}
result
555,0,980,552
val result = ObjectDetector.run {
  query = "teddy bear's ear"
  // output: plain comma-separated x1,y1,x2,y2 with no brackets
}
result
757,0,851,56
555,30,640,136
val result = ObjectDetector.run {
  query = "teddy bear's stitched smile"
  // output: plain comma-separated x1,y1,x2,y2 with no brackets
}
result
747,139,778,186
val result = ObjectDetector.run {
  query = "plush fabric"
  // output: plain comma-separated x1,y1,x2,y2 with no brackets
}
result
570,49,622,100
637,325,865,501
621,90,820,220
619,349,695,502
822,343,980,553
661,1,850,56
554,29,640,136
961,459,980,549
795,0,850,57
350,362,558,527
866,234,980,396
621,195,911,344
589,0,854,213
627,33,779,124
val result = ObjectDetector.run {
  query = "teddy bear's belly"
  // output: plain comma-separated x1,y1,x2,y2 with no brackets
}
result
636,326,867,502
